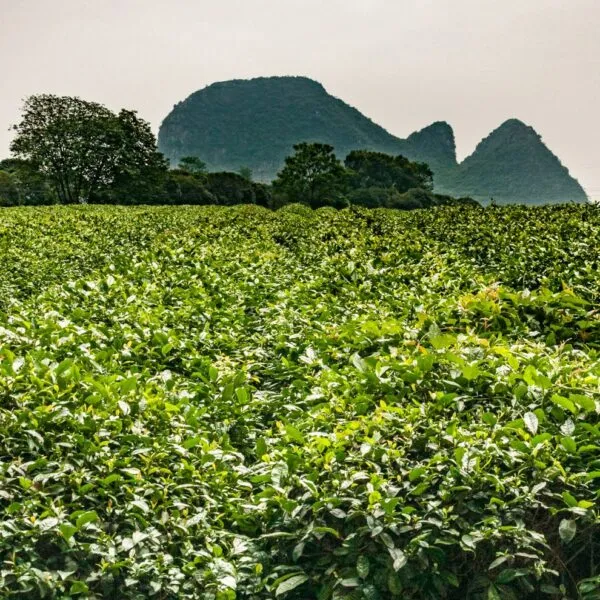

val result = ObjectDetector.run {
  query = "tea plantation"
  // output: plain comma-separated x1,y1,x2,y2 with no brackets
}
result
0,204,599,599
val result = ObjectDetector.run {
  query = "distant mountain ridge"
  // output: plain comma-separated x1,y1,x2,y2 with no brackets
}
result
158,76,588,204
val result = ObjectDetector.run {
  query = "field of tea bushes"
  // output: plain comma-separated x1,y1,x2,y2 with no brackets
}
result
0,204,599,599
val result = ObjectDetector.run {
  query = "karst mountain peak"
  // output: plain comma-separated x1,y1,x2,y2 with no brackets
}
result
159,76,587,205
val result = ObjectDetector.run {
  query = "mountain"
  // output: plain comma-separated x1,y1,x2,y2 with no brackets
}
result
158,76,588,204
158,76,400,181
436,119,588,204
397,121,457,175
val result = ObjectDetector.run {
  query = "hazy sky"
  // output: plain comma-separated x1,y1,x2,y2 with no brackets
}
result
2,0,599,197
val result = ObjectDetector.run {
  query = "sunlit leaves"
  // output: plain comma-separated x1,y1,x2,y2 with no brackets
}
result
0,203,599,599
524,411,539,435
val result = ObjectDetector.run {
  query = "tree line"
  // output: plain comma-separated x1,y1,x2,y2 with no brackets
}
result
0,94,476,209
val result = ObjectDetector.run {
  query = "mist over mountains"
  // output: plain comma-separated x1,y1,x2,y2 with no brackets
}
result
158,76,587,205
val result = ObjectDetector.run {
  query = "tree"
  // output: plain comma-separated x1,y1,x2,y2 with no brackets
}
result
345,150,434,193
238,166,253,181
205,172,271,206
0,158,55,205
273,143,347,208
10,95,167,204
347,186,403,209
0,171,19,206
178,156,207,175
164,171,215,205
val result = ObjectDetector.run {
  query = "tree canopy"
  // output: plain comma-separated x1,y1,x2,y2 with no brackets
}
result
345,150,434,193
10,95,167,204
0,158,55,206
269,143,467,210
3,101,475,211
178,156,207,175
273,143,348,208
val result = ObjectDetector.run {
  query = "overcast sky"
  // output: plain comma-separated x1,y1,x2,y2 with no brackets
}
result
2,0,599,197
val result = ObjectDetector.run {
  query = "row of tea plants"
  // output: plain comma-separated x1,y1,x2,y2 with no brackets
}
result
0,203,599,599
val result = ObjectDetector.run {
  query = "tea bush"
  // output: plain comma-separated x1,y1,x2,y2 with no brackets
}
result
0,204,599,599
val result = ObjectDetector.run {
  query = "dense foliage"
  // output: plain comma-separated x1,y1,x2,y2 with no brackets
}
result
157,76,588,203
273,143,348,208
10,95,167,204
0,203,599,599
344,150,434,193
273,145,475,210
1,109,471,209
0,159,56,206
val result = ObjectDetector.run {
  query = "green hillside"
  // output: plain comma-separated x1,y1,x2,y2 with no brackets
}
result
158,77,588,204
158,76,401,181
396,121,457,175
437,119,588,205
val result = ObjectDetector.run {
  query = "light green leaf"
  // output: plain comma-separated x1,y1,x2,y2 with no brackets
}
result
275,574,308,596
523,411,538,435
559,519,577,543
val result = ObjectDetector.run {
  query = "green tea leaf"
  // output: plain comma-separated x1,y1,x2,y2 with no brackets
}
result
275,574,308,596
559,519,577,543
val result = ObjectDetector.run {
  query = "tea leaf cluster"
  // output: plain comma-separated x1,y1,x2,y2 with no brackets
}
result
0,204,599,599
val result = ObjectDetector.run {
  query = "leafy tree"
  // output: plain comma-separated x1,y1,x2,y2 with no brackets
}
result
345,150,434,193
347,186,404,209
163,171,215,205
390,187,437,209
273,143,347,208
0,158,55,205
205,172,271,207
102,109,169,204
238,166,253,181
178,156,207,175
0,171,19,206
348,184,476,211
251,182,272,208
10,95,167,204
